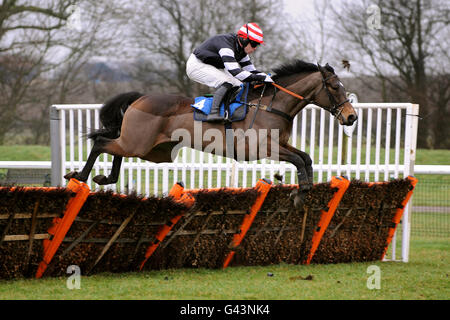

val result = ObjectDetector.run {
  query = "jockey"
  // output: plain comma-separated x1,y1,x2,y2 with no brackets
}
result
186,22,273,121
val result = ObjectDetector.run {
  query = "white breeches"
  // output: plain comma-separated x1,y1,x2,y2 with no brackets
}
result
186,53,242,88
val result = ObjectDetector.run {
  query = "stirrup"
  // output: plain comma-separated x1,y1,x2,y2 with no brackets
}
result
223,110,230,122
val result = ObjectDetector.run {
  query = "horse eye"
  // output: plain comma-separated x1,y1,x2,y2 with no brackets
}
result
331,81,343,90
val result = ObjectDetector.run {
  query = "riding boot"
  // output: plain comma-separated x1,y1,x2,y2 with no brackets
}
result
228,85,241,103
206,82,233,122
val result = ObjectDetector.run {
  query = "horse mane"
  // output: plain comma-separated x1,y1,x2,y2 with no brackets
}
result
248,59,337,101
272,59,335,80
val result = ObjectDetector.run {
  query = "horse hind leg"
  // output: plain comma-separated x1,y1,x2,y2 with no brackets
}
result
92,156,123,185
64,140,104,182
90,136,129,185
64,136,125,185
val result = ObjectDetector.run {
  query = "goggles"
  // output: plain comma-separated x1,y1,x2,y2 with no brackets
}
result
249,40,260,48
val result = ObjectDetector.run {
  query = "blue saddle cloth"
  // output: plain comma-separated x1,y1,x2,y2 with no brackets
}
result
191,83,250,122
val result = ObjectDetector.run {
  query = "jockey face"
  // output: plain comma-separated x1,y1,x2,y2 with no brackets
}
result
244,43,257,54
239,37,258,54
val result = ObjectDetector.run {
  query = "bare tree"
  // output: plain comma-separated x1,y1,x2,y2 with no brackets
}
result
285,0,334,64
330,0,450,148
0,0,78,144
0,0,76,48
0,0,125,144
126,0,294,96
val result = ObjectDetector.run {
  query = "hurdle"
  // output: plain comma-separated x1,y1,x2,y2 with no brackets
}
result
0,176,417,279
139,176,352,270
36,179,90,278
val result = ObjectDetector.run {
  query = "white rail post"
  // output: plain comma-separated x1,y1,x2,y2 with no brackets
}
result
50,106,62,186
343,93,358,179
402,103,419,262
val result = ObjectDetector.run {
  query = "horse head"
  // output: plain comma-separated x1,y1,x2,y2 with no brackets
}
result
314,63,358,126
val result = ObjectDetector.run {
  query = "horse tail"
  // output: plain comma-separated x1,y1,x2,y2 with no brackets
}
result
88,91,144,140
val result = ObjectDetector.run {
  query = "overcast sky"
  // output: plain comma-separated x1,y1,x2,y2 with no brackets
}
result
284,0,316,17
281,0,349,74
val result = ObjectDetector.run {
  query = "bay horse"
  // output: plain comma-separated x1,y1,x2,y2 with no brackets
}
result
65,60,357,202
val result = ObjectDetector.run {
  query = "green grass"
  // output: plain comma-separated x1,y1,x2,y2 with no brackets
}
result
0,146,448,300
0,145,51,161
411,212,450,237
413,175,450,207
0,145,448,185
0,145,449,165
0,144,448,203
0,238,447,300
416,149,450,165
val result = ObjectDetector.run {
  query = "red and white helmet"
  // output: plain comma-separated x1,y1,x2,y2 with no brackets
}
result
237,22,264,44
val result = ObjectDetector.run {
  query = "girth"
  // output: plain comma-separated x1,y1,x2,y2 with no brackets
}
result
246,86,294,127
248,102,293,122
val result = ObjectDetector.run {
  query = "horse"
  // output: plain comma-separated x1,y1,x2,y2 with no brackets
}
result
65,60,358,204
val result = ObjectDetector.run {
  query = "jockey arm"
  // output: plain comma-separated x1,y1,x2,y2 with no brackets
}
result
219,48,272,84
240,55,272,80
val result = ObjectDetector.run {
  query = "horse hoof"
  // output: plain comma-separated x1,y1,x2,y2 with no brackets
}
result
64,171,79,180
93,175,109,185
299,183,313,193
293,193,305,209
289,188,298,198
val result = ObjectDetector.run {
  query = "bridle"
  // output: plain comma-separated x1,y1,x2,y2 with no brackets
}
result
250,72,349,123
316,73,349,119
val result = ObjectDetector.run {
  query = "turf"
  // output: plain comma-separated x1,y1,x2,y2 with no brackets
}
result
0,145,448,165
0,238,447,300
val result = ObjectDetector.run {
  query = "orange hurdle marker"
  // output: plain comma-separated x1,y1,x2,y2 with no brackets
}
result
35,179,90,278
305,176,350,265
139,182,195,271
381,176,418,260
223,178,273,269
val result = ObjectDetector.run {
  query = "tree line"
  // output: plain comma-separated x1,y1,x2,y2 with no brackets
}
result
0,0,448,148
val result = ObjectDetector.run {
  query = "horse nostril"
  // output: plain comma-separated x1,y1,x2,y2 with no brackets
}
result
347,114,357,125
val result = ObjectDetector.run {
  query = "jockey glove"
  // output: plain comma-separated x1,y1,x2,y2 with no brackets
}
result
253,73,274,84
263,74,274,83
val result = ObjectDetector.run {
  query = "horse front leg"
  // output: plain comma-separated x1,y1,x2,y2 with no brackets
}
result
284,144,313,185
271,145,312,207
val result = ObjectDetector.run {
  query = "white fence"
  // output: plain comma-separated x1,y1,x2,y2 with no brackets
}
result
45,101,419,262
49,103,420,192
0,101,420,262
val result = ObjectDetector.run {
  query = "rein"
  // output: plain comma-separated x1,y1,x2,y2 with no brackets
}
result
272,83,307,101
251,74,349,122
245,85,294,123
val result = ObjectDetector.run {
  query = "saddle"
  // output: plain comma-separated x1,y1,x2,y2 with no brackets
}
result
191,83,250,122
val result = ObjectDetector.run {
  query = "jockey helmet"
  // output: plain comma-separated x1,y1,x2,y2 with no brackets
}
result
237,23,264,46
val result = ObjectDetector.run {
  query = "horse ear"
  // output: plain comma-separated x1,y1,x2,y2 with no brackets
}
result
325,63,335,73
317,62,326,76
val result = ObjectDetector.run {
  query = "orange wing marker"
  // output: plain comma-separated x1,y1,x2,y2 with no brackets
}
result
139,182,195,271
381,176,418,260
305,176,350,265
36,179,90,278
223,179,272,269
